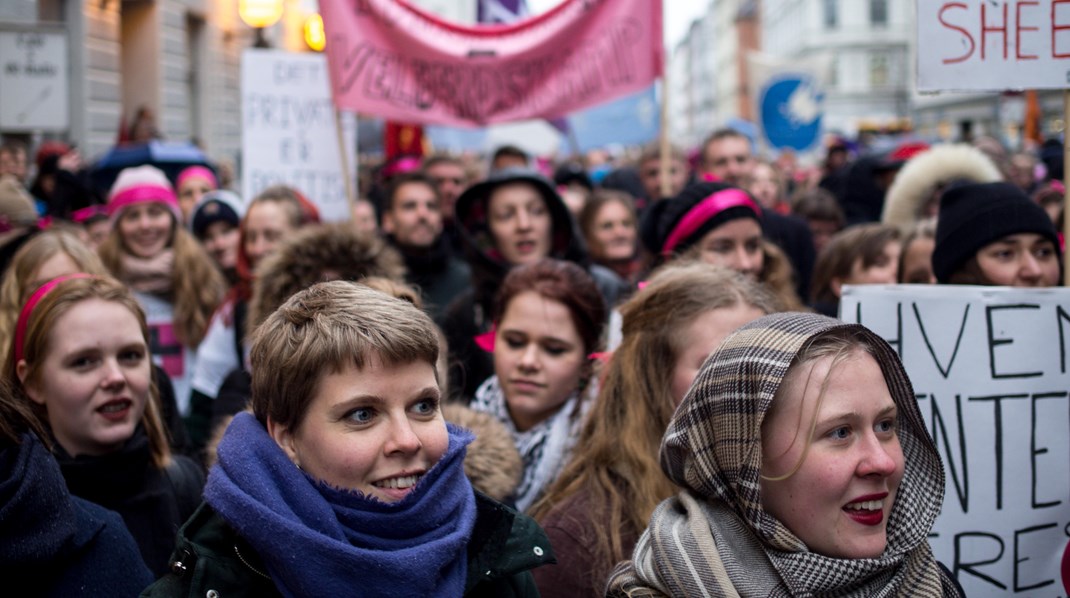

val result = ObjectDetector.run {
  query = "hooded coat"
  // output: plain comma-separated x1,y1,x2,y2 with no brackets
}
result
881,144,1003,234
443,169,626,400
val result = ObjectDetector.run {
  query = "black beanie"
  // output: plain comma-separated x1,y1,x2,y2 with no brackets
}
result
932,182,1060,283
639,182,761,256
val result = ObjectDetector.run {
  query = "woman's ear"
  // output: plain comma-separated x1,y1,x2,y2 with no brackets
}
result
830,277,843,298
266,418,300,467
16,360,45,405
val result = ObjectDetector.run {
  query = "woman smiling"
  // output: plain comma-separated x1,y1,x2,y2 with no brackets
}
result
144,281,553,596
608,312,963,597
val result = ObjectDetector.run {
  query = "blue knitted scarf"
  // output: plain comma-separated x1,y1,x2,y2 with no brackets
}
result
204,412,478,597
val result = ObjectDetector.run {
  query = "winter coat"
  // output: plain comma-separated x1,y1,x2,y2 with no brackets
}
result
142,493,553,597
56,428,205,578
388,233,473,325
1,432,153,596
444,168,626,399
881,144,1003,233
442,402,523,502
532,487,640,598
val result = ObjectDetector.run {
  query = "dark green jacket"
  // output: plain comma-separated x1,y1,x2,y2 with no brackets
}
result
142,492,553,597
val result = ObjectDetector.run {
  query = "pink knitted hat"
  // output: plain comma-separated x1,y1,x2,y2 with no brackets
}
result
107,165,181,225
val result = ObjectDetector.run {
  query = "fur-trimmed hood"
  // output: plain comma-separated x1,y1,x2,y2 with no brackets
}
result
442,402,522,502
881,144,1003,233
248,223,406,330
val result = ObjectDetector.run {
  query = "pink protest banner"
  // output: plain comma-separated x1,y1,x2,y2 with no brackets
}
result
319,0,664,127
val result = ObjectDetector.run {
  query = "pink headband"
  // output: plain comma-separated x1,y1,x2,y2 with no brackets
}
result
381,156,423,179
71,205,108,223
661,188,761,256
14,273,94,364
177,166,218,190
107,185,182,223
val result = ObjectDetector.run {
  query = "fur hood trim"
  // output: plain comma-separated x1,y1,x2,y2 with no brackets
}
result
442,402,522,501
881,144,1003,233
248,223,406,330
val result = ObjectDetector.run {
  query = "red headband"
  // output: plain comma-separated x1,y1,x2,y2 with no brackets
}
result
661,188,761,256
13,273,94,364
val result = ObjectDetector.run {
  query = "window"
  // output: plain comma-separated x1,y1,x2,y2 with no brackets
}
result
870,0,888,27
823,0,838,29
870,53,889,88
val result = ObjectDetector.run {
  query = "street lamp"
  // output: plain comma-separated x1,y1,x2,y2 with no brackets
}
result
239,0,284,48
304,14,326,52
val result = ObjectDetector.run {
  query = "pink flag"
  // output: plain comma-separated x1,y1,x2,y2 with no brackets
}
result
319,0,664,127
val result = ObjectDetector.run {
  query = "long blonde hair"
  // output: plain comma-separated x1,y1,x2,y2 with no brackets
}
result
0,230,111,365
6,276,172,468
99,218,225,347
529,261,777,593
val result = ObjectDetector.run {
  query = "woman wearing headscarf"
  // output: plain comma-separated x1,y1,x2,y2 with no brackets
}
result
607,312,963,597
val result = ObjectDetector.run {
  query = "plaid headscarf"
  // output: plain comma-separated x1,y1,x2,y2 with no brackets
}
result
607,312,960,597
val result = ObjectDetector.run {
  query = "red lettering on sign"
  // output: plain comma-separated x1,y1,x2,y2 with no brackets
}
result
982,2,1009,60
940,2,975,63
1016,1,1039,59
1055,0,1070,58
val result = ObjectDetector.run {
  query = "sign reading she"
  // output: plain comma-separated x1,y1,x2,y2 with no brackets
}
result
318,0,664,127
841,285,1070,596
917,0,1070,90
241,49,355,222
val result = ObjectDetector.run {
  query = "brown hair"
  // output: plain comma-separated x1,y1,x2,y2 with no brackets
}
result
791,186,845,227
811,224,900,305
493,259,607,356
250,281,441,432
529,261,777,592
577,190,637,259
5,276,171,468
0,230,111,365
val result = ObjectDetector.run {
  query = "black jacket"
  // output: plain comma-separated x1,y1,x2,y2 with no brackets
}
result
143,493,554,597
56,429,205,577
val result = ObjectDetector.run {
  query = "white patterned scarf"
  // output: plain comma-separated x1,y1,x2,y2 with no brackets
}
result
471,375,588,512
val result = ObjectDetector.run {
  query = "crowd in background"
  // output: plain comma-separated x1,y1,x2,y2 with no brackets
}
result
0,124,1064,596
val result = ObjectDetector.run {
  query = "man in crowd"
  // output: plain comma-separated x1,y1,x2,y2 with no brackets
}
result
424,154,470,255
381,172,470,323
700,128,816,299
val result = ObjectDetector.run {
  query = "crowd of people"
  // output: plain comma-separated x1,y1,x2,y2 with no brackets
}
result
0,126,1063,595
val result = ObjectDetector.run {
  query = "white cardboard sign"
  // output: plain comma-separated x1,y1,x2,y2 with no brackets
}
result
0,28,69,131
917,0,1070,91
841,284,1070,596
241,49,355,222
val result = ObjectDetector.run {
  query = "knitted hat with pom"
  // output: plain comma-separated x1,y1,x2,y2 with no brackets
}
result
106,165,181,224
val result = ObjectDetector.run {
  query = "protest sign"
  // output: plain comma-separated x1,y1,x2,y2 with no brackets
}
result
840,284,1070,596
318,0,663,127
0,27,69,131
241,49,356,222
746,51,830,154
917,0,1070,91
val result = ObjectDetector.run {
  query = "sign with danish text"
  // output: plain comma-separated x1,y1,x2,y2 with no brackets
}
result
841,284,1070,596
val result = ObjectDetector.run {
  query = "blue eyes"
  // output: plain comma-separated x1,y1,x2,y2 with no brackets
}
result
344,398,439,425
347,408,374,423
825,419,897,441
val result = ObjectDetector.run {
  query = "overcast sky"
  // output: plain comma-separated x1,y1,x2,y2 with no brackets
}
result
525,0,705,49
